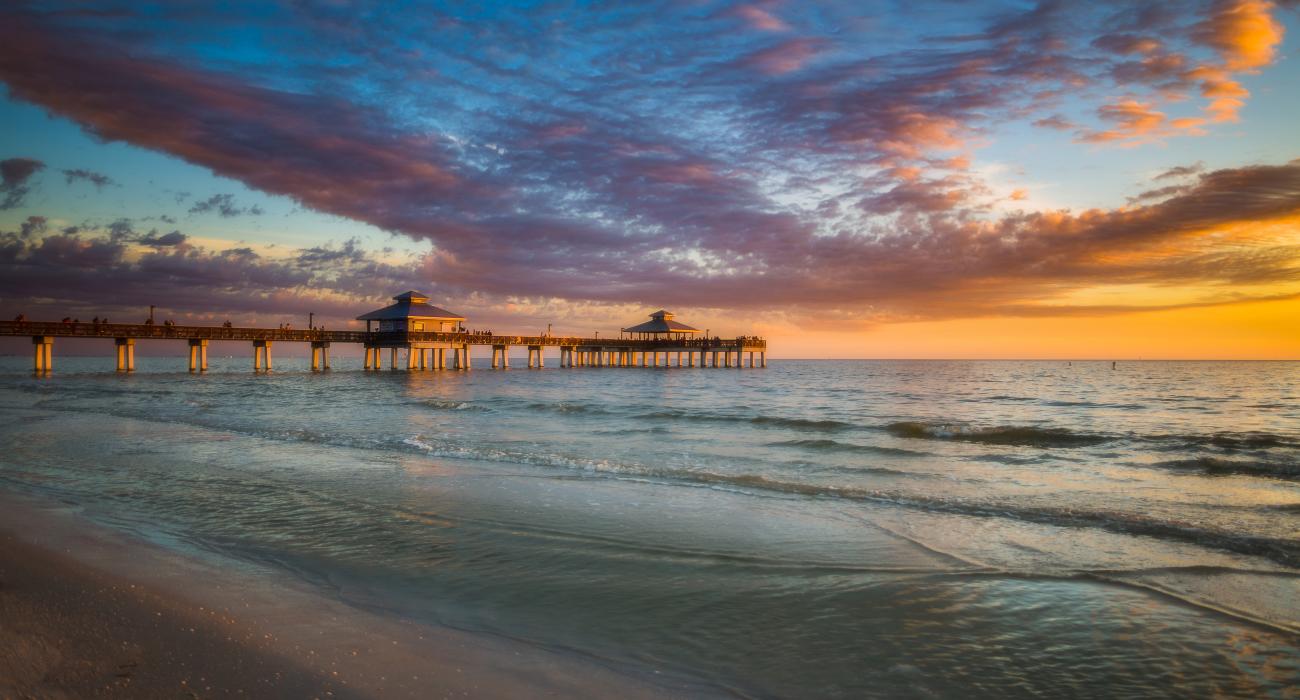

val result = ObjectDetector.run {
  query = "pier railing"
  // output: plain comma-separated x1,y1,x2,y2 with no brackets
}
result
0,321,765,350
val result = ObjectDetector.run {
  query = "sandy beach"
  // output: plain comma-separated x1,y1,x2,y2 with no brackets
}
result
0,492,699,699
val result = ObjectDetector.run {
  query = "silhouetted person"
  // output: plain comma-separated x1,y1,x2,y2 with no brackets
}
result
14,313,25,322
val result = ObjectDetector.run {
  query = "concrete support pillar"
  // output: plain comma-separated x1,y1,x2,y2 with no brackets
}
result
688,351,695,367
452,346,461,370
760,351,766,368
387,347,395,371
737,349,744,369
363,347,372,370
462,345,472,370
253,340,272,372
711,351,719,368
32,336,52,373
188,339,208,373
114,338,135,372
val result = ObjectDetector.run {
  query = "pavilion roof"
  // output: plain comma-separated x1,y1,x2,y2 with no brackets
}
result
356,291,465,321
622,310,701,334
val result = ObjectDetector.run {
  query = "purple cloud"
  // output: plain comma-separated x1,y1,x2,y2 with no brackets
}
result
0,2,1296,324
1,157,44,209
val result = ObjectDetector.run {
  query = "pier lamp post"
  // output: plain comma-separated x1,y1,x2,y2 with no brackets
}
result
309,312,314,330
149,305,155,323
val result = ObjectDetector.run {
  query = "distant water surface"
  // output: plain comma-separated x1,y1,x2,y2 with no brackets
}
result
1,357,1297,697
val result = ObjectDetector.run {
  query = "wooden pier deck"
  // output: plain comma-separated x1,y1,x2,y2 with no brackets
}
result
2,320,766,373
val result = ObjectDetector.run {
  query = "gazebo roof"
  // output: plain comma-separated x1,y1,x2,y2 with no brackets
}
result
622,310,701,334
356,291,465,321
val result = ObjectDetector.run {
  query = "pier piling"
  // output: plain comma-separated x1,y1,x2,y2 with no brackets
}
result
32,336,52,374
253,340,272,372
189,339,209,372
114,338,135,372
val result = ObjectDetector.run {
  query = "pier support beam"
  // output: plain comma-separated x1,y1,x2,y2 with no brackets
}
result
253,340,272,373
761,352,766,368
188,339,209,373
32,336,52,374
115,338,135,373
310,341,330,372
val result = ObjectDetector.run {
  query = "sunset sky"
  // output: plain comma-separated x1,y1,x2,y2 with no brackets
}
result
2,1,1298,358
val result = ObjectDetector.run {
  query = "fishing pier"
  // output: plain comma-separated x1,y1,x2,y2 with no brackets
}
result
4,291,766,373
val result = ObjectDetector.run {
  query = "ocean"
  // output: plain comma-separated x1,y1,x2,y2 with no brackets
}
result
1,356,1297,697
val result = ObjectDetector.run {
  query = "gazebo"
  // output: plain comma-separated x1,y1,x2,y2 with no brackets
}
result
621,310,702,340
356,291,465,333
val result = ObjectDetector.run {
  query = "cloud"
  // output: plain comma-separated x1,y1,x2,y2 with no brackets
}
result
1126,184,1193,204
0,2,1297,324
62,168,115,189
729,5,790,32
1077,100,1168,143
0,220,429,322
137,230,188,246
737,38,823,75
188,193,264,217
1154,162,1206,180
1,157,44,209
1192,0,1285,71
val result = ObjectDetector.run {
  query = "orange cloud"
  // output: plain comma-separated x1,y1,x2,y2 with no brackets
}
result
1077,100,1168,143
1193,0,1286,71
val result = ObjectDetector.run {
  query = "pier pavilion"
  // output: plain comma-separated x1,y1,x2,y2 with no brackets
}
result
356,291,469,371
2,292,765,373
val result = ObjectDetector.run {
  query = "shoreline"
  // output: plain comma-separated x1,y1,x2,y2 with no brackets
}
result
0,490,717,699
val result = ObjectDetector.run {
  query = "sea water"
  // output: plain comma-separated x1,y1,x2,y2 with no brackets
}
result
0,356,1296,697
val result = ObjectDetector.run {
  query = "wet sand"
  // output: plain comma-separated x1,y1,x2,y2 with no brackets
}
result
0,493,702,699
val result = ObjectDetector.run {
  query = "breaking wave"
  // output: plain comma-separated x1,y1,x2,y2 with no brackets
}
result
1149,457,1300,480
765,438,927,457
884,421,1111,447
